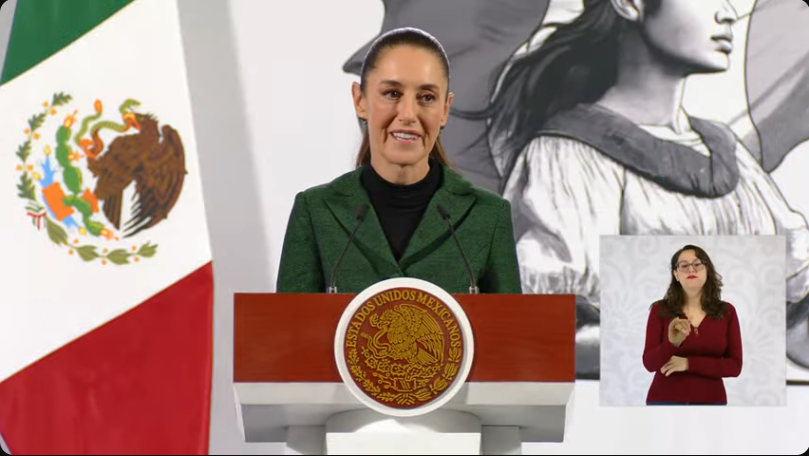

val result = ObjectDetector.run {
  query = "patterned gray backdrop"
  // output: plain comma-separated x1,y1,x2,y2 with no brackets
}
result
599,235,786,406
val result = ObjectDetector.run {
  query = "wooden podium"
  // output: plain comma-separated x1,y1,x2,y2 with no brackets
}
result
234,292,576,455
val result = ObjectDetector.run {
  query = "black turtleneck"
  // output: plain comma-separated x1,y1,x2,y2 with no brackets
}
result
360,160,442,260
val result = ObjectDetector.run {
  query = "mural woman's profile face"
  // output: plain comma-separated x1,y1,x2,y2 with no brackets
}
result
632,0,739,73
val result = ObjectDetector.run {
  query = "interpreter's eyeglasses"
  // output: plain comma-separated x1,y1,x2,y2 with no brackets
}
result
676,261,706,273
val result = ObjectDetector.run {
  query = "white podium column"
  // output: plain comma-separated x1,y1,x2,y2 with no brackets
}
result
481,426,522,455
285,426,326,455
325,409,483,455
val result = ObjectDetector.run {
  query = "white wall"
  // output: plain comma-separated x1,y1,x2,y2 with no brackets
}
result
174,0,383,454
0,0,15,76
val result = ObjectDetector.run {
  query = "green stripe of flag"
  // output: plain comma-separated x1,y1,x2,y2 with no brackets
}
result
1,0,134,85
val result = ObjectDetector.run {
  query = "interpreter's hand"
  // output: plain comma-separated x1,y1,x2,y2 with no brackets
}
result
668,318,691,346
661,355,689,377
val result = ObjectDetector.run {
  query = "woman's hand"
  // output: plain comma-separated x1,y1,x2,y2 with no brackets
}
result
661,355,689,376
668,318,691,346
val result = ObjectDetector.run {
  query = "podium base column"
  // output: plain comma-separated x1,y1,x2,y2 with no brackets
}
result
482,426,522,455
284,425,325,455
324,409,482,455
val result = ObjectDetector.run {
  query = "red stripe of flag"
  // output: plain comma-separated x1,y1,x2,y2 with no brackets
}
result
0,263,214,455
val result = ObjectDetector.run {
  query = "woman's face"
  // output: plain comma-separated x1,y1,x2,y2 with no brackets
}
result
640,0,738,73
673,249,708,293
353,45,453,171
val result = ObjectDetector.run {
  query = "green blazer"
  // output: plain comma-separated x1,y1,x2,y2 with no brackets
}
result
275,164,522,294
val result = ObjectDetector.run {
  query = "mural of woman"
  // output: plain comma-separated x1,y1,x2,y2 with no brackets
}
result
345,0,809,380
473,0,809,378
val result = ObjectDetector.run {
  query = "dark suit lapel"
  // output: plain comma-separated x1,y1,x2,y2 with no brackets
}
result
323,170,399,269
399,167,475,268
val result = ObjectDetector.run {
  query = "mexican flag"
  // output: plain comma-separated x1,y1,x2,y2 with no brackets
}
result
0,0,214,454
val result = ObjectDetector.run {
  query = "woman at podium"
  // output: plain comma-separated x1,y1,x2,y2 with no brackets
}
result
642,245,743,405
275,27,522,295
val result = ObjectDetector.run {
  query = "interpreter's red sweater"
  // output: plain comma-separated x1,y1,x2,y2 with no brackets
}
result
643,301,743,404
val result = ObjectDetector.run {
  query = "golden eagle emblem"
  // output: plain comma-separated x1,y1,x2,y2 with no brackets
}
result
342,288,465,409
365,304,445,368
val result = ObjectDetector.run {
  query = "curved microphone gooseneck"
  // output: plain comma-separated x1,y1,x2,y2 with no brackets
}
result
327,204,370,294
437,204,479,294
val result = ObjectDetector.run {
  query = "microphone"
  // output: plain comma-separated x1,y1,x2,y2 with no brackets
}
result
328,204,370,294
436,204,479,294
